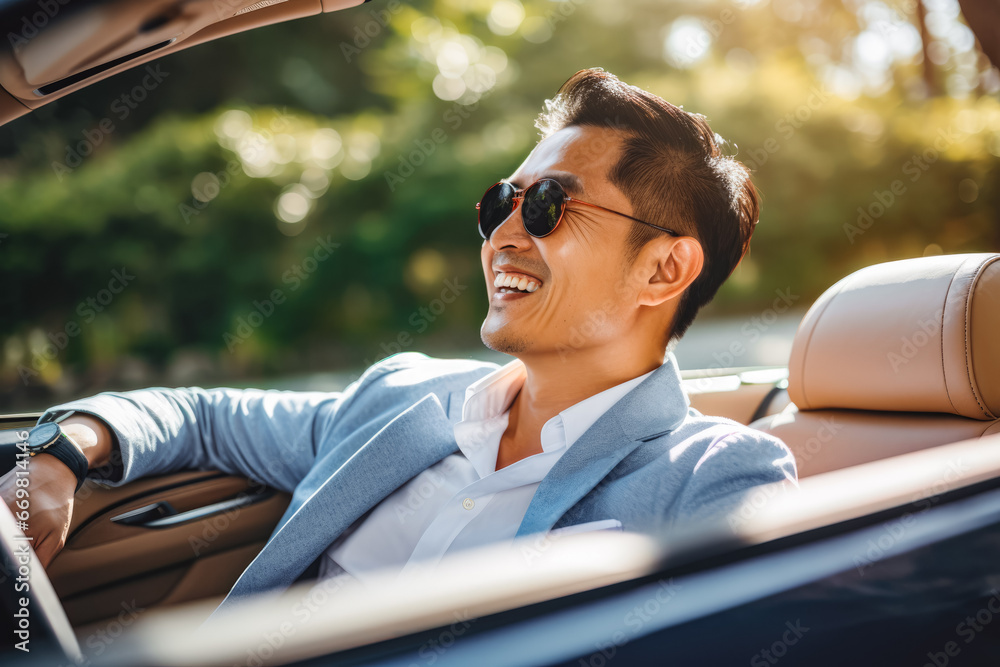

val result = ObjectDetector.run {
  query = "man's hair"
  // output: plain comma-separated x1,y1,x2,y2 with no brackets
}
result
535,68,760,342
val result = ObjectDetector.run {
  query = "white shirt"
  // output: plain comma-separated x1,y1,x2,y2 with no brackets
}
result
318,359,657,584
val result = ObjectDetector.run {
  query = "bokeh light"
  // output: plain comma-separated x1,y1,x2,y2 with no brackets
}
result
663,17,713,69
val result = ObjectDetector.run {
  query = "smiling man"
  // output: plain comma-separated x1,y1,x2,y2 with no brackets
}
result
2,69,796,613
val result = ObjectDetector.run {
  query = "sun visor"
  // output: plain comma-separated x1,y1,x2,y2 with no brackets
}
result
0,0,365,124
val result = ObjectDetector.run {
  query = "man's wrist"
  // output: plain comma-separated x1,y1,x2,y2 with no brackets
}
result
32,452,81,489
59,417,113,470
26,422,91,491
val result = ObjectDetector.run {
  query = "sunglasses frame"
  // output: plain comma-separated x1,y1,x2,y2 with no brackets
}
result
476,178,679,240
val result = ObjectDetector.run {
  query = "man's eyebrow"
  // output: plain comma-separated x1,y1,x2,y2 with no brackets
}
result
506,172,585,196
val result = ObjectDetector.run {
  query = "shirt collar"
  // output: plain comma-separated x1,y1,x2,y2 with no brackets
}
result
461,358,526,423
455,358,661,471
554,369,656,449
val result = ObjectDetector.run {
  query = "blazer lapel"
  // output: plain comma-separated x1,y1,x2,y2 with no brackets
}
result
215,392,460,611
516,354,690,537
446,387,467,421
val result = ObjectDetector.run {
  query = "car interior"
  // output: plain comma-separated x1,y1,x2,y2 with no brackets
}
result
1,0,999,663
2,250,997,644
0,0,368,126
750,252,1000,477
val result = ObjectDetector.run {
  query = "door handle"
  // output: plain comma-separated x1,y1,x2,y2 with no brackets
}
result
110,500,177,526
110,490,274,528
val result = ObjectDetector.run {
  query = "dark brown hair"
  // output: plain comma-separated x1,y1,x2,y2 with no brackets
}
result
536,68,759,341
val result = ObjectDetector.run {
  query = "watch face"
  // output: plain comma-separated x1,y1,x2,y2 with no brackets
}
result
27,422,61,450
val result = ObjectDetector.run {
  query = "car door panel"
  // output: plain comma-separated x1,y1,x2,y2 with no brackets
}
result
1,416,290,629
50,470,290,626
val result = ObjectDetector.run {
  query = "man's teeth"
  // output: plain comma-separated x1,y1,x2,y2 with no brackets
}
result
493,272,539,292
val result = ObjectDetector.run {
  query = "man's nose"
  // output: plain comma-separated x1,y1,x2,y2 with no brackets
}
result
488,202,533,252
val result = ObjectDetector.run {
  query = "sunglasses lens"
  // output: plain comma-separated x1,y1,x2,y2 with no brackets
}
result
478,182,516,239
521,179,565,237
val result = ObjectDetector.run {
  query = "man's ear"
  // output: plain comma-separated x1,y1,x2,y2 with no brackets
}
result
635,235,704,307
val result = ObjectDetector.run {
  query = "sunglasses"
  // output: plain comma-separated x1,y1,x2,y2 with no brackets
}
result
476,178,679,240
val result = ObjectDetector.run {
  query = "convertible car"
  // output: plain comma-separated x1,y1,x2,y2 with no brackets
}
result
1,0,999,665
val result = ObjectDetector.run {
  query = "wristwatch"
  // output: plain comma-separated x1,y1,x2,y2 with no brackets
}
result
26,418,90,492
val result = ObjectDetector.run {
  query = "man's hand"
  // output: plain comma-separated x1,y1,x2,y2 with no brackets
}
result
0,453,77,567
0,415,113,567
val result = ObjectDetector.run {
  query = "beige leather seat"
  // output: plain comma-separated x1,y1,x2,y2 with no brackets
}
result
751,253,1000,478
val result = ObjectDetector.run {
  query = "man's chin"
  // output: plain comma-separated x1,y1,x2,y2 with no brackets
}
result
480,323,529,355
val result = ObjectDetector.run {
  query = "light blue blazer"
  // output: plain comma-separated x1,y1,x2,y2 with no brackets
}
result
42,352,797,616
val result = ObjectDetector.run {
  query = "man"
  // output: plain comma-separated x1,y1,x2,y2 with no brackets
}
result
2,69,796,614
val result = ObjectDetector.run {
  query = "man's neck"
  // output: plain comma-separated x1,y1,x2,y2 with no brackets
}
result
495,348,664,470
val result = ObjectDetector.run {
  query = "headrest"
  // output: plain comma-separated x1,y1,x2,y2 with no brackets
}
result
788,253,1000,420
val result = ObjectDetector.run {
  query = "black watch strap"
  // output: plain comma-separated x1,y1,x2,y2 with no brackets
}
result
28,423,90,492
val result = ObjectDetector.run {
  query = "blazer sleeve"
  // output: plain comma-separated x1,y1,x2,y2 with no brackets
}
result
38,376,372,494
667,431,799,531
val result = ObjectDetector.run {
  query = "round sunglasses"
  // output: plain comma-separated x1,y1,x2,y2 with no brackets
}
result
475,178,679,240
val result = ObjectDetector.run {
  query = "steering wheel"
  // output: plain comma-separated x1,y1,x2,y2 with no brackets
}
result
0,499,82,663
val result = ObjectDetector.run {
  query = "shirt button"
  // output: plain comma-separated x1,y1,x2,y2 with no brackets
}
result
462,497,475,510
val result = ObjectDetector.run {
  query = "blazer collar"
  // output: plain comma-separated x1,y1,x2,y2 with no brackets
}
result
614,352,690,442
516,353,690,537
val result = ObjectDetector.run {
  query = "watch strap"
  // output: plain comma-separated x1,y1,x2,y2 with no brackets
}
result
39,411,124,485
30,423,90,492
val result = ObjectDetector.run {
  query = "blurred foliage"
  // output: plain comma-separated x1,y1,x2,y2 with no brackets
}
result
0,0,998,408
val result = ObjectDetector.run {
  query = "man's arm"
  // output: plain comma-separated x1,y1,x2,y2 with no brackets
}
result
0,352,486,567
667,431,799,531
0,372,377,567
42,385,358,491
61,412,115,472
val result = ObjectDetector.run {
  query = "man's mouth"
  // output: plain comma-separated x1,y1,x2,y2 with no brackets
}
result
493,271,541,294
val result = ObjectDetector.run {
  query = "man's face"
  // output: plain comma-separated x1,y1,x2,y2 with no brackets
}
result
480,125,641,356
